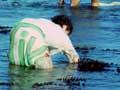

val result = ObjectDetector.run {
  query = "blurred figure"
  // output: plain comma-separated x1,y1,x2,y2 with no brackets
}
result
91,0,100,7
59,0,120,7
59,0,80,7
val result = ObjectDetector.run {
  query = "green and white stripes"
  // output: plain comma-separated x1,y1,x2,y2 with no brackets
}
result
9,22,47,66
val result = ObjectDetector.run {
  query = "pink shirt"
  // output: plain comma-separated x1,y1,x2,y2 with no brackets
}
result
21,18,79,63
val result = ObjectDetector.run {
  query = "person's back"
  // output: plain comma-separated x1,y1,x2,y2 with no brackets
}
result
9,18,53,69
21,18,75,52
9,15,80,69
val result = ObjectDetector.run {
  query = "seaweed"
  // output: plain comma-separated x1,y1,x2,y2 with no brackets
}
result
0,82,14,86
75,46,96,59
57,76,86,82
117,67,120,73
0,26,11,34
32,76,86,90
78,58,110,72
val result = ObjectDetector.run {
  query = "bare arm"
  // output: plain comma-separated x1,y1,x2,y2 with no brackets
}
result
91,0,100,7
46,32,80,63
71,0,80,7
63,41,80,63
57,34,80,63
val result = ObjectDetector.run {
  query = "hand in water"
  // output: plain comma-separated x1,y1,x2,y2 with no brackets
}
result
65,49,80,63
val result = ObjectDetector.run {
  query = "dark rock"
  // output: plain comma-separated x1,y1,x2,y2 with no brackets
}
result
117,67,120,73
32,83,40,88
32,76,86,89
101,48,120,52
78,58,110,72
0,26,11,34
0,82,14,86
75,46,89,54
32,81,54,88
75,46,96,51
57,76,86,82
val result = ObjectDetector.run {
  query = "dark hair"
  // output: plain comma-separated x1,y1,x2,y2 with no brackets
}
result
51,15,73,35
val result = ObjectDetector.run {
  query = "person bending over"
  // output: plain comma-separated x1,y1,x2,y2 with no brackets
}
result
9,15,80,69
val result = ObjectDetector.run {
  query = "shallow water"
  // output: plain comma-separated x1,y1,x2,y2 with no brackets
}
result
1,0,120,90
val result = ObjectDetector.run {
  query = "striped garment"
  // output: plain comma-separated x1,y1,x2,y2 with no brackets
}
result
9,22,53,68
9,18,80,69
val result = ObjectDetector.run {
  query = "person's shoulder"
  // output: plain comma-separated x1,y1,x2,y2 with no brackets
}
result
21,18,50,22
21,18,35,21
38,18,55,25
38,18,62,29
21,18,52,26
39,19,67,36
38,18,50,22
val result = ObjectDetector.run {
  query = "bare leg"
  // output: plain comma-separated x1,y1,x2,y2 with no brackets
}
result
59,0,64,5
91,0,100,7
71,0,80,7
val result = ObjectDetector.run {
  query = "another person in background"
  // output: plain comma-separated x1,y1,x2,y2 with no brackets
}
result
9,15,80,69
91,0,99,7
59,0,120,7
59,0,80,7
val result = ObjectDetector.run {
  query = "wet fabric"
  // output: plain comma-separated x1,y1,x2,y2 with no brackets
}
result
9,22,48,66
9,18,79,68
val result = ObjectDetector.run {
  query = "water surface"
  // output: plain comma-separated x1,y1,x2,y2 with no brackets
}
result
1,0,120,90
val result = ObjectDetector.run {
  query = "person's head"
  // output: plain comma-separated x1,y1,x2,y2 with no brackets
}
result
51,15,73,35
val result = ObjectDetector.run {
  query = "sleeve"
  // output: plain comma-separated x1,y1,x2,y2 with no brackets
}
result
41,20,80,63
46,30,80,63
60,34,80,63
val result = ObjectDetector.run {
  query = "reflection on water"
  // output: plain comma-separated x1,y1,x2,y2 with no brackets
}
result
8,64,77,90
1,0,120,90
